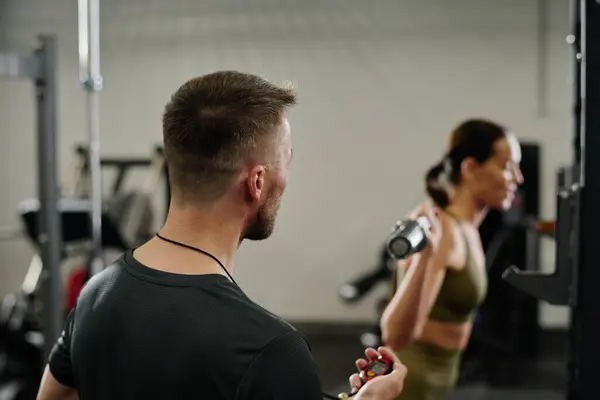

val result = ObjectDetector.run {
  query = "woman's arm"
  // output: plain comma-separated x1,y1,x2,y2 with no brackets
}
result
380,212,453,351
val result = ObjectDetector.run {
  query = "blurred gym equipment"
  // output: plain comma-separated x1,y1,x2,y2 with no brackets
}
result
0,145,168,399
0,2,172,398
503,1,600,399
338,246,393,305
0,35,61,357
338,246,393,348
0,35,61,400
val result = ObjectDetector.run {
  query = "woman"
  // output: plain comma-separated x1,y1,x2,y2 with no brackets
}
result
380,119,523,399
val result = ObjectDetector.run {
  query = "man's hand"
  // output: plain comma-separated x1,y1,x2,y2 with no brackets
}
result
348,347,407,400
37,366,78,400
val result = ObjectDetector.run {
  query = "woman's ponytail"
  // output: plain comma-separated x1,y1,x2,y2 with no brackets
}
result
425,161,450,209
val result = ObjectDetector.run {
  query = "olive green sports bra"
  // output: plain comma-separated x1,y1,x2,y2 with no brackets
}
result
428,222,487,324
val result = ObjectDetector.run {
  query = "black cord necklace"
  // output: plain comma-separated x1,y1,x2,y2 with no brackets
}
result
154,232,354,400
155,233,238,287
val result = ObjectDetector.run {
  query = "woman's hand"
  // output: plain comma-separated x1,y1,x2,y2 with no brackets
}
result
425,206,454,257
406,200,453,259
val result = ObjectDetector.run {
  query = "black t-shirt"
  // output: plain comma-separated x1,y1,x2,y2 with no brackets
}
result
48,250,323,399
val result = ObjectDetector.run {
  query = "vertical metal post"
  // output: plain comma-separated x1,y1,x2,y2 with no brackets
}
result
567,1,600,399
569,0,583,166
35,35,63,360
566,2,583,399
78,0,104,274
536,0,549,117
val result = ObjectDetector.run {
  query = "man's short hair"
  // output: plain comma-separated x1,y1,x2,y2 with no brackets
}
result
162,71,297,203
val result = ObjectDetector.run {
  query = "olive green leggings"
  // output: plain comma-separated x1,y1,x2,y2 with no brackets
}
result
395,341,462,400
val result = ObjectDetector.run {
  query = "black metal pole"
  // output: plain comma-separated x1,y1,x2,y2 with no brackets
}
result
565,2,582,399
36,35,63,361
568,1,600,399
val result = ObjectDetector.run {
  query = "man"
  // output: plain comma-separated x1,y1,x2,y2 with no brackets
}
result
37,71,407,400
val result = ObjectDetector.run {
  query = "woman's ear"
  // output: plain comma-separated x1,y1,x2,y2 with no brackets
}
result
459,157,479,182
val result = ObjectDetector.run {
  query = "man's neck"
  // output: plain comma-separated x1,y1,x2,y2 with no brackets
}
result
155,202,246,274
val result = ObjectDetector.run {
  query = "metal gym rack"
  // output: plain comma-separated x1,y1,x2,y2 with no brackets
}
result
0,0,103,363
0,36,63,361
503,1,600,399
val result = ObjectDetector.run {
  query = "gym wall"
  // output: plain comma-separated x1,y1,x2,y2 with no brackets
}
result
0,0,571,327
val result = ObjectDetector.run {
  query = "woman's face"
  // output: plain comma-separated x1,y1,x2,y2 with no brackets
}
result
466,134,524,210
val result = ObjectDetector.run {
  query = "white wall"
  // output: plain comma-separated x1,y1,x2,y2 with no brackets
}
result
0,0,572,326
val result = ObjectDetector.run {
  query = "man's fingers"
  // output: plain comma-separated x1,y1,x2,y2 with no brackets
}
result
377,346,401,365
348,373,362,393
355,358,368,371
357,364,407,399
364,347,380,361
352,346,404,397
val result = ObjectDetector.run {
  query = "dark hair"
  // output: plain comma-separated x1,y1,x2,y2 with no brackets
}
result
162,71,297,203
425,118,507,208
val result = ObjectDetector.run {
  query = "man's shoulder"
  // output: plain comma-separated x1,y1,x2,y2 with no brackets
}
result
69,256,134,327
232,296,302,344
77,257,124,304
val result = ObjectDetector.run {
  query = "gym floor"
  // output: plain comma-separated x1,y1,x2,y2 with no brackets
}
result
304,330,567,399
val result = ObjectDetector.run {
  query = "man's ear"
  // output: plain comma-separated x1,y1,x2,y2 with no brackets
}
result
245,165,266,201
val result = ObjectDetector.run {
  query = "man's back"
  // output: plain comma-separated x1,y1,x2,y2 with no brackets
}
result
48,251,323,399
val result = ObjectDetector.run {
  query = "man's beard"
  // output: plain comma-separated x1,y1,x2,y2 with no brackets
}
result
242,194,281,241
